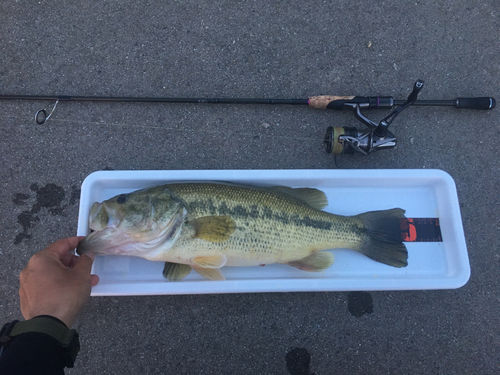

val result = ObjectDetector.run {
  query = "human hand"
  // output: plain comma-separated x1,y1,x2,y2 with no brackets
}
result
19,236,99,328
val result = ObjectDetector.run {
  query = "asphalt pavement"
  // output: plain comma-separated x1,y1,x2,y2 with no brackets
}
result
1,1,499,374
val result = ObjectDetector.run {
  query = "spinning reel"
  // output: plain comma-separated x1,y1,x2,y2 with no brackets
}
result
323,80,494,155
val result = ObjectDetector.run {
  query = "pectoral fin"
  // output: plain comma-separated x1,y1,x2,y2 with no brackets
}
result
192,266,225,281
287,252,334,272
163,262,192,281
191,216,236,242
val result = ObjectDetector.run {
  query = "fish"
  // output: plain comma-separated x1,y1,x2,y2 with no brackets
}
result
77,182,408,281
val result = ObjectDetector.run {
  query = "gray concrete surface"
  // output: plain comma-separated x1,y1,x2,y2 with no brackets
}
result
1,1,499,374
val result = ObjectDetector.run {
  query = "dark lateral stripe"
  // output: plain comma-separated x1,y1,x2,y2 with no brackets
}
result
188,200,333,230
400,218,442,242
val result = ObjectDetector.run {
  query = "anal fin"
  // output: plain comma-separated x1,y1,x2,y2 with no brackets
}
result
287,252,334,272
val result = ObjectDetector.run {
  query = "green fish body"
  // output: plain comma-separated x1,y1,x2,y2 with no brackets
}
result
77,182,408,281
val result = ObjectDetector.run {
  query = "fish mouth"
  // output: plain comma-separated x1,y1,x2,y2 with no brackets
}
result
77,206,187,258
77,227,130,255
89,202,104,229
76,201,127,255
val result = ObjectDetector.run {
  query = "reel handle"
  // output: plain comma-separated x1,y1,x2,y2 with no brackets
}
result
454,97,495,110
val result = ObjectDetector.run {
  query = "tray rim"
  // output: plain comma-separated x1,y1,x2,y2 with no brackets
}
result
77,169,470,295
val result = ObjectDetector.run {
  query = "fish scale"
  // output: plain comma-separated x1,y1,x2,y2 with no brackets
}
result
165,183,366,266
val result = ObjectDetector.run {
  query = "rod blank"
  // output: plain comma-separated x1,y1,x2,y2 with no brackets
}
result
0,94,308,105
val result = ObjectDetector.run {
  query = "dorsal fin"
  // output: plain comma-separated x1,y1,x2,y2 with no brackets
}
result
197,181,329,210
265,186,328,209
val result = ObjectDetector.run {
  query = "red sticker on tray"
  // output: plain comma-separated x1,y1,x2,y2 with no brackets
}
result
401,218,442,242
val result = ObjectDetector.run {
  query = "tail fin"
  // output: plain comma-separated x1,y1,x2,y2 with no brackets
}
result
355,208,408,268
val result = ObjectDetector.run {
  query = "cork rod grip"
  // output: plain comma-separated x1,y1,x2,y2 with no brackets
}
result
308,95,355,109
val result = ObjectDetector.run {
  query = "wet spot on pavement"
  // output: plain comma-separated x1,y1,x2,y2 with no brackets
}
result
286,347,315,375
347,291,373,317
13,183,80,244
12,193,30,205
30,183,66,215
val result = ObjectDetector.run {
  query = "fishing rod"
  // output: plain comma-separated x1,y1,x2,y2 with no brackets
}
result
0,79,495,155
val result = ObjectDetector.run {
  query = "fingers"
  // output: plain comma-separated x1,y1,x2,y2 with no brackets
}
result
60,251,77,268
73,252,95,275
83,252,95,262
44,237,82,258
73,253,100,288
34,237,100,288
79,252,99,287
41,236,85,267
91,274,100,287
67,254,80,269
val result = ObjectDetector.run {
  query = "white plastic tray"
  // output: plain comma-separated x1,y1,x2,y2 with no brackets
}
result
77,169,470,295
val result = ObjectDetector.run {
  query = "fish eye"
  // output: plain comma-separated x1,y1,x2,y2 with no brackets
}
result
116,194,127,204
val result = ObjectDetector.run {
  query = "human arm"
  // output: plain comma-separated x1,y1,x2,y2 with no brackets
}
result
0,236,99,373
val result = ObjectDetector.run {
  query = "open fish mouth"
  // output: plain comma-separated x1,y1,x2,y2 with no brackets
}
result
77,204,187,258
89,202,105,229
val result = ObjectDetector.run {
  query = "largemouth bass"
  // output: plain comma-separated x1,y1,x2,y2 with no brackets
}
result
77,182,408,280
